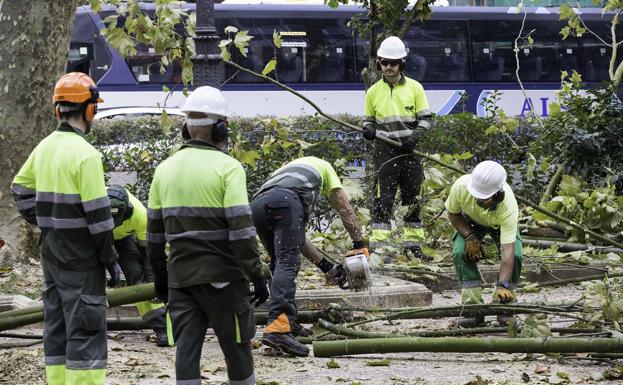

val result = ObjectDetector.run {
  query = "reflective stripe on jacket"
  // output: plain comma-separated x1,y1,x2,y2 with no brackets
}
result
11,122,116,270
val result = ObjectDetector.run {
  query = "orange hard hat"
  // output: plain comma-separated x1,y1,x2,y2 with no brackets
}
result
53,72,103,105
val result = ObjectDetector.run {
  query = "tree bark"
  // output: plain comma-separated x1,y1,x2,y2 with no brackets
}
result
0,1,79,262
313,336,623,357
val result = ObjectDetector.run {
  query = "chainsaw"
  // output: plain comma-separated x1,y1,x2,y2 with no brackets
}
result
323,248,372,291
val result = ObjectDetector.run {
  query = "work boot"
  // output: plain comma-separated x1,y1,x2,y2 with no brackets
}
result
261,332,310,357
458,315,485,328
404,245,432,262
291,322,313,338
154,328,170,347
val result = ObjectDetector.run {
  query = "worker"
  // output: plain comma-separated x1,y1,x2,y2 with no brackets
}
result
147,86,268,385
107,185,172,347
251,156,366,357
11,72,119,385
362,36,432,260
445,160,523,327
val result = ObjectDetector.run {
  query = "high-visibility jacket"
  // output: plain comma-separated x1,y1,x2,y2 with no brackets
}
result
254,156,342,217
113,191,147,243
147,139,262,287
11,122,117,270
363,75,432,142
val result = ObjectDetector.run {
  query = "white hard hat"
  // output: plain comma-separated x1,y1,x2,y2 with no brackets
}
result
467,161,507,199
377,36,407,60
181,86,228,125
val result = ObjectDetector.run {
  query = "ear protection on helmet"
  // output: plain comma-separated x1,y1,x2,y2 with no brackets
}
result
376,58,406,72
54,85,99,122
181,122,191,141
107,185,133,227
488,190,506,211
212,119,228,143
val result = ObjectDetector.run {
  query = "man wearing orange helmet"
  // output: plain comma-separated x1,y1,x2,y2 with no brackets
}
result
11,72,120,385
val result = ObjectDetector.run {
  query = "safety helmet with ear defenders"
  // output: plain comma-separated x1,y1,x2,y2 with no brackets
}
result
53,72,103,123
107,185,133,227
181,86,229,143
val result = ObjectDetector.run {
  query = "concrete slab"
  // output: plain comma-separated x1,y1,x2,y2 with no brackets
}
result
108,274,432,319
0,295,39,312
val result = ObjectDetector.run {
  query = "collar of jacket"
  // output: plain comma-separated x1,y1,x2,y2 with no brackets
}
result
56,121,86,138
382,74,405,86
181,139,221,151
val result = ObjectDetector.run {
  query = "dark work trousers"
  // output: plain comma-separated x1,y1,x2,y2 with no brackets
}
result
42,258,108,385
372,142,424,224
114,235,166,330
169,280,256,385
250,187,305,332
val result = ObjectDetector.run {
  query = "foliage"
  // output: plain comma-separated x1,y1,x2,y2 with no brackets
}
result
533,174,623,241
581,276,623,325
533,72,623,192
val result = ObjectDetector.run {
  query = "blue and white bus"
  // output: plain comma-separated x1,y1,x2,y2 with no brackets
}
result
69,2,617,117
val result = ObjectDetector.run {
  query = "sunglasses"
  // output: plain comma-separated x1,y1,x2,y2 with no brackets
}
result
379,59,402,67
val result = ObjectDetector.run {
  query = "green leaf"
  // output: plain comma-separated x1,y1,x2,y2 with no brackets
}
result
224,25,239,34
159,110,175,134
273,29,282,49
453,151,473,160
527,35,534,45
162,85,170,93
526,153,536,180
89,0,101,13
484,125,499,135
559,175,582,196
262,58,277,76
327,359,340,369
365,359,391,366
559,4,573,20
234,30,254,56
548,102,561,115
181,59,193,85
219,38,233,48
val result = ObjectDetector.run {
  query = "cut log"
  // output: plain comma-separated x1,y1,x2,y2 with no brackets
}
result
312,336,623,357
522,239,623,254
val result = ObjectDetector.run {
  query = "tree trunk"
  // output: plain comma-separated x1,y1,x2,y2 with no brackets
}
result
313,336,623,357
0,1,79,262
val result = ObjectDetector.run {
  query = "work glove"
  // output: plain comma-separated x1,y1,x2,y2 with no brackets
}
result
250,277,269,307
464,232,482,262
106,262,122,288
153,270,169,303
400,136,418,153
362,125,376,141
495,286,515,304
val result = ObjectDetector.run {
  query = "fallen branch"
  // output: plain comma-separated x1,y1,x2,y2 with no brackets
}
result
312,336,623,357
522,238,623,254
0,340,41,349
518,272,623,290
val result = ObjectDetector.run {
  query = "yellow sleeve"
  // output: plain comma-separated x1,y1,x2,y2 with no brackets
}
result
364,87,375,118
320,162,343,197
413,82,430,114
78,155,108,202
12,152,36,190
129,193,147,242
444,181,463,214
223,162,250,208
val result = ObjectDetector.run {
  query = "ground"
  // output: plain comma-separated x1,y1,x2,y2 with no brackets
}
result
1,285,621,385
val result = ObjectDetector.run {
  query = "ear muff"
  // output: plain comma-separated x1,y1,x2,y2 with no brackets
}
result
54,104,61,119
488,190,506,211
181,122,191,141
211,119,228,143
83,103,97,122
376,59,382,71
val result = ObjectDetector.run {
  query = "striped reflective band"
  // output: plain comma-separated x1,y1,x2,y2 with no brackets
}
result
82,196,111,212
375,115,417,124
10,183,35,195
376,129,413,139
66,359,107,370
36,191,82,204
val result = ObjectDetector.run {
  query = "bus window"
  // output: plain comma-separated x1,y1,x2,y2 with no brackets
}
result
354,38,370,84
582,21,616,82
470,20,520,82
304,19,354,83
125,43,182,84
69,12,113,81
520,21,582,82
403,20,470,82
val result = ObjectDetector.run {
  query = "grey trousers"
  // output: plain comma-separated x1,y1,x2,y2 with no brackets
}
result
42,259,108,373
169,280,256,385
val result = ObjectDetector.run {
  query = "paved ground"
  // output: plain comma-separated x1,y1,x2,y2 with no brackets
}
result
1,286,621,385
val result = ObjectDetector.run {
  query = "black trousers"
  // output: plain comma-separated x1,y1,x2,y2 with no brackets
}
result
169,280,256,385
250,187,305,331
372,142,424,224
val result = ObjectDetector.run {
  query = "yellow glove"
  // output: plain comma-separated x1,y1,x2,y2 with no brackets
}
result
464,232,482,262
495,287,515,304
